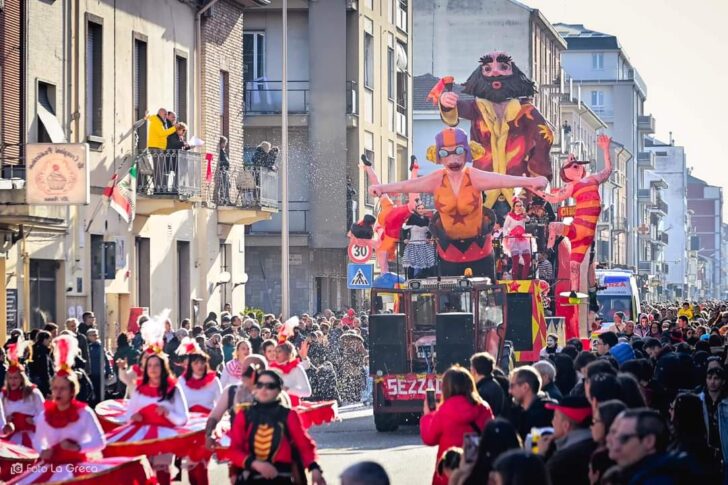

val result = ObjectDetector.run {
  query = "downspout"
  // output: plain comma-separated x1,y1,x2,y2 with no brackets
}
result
195,0,220,141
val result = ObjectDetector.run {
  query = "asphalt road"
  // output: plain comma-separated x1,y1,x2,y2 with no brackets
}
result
201,405,437,485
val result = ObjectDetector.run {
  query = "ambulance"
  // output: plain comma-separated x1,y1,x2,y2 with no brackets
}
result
595,270,641,322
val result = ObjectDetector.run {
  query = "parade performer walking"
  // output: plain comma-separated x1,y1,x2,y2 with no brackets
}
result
369,127,546,279
7,335,153,485
1,342,44,448
103,312,204,485
434,52,553,212
269,342,312,407
502,197,532,279
177,337,223,485
228,369,326,485
533,135,613,297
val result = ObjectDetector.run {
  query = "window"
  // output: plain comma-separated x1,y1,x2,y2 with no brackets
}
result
37,81,56,143
220,70,230,140
364,32,374,89
387,47,395,100
396,0,408,32
174,54,188,123
132,35,148,148
592,53,604,70
243,32,265,83
86,20,103,137
219,242,231,309
591,90,604,107
388,156,395,183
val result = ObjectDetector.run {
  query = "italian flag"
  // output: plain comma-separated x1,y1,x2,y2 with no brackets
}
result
103,163,137,224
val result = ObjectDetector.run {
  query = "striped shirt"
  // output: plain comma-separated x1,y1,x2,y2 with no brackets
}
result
537,259,554,282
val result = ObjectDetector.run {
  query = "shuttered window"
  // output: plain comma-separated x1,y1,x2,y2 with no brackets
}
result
220,70,229,140
1,0,25,168
174,55,188,123
133,36,148,148
86,20,103,137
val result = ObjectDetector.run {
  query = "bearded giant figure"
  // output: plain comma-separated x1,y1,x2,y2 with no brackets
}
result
433,52,554,218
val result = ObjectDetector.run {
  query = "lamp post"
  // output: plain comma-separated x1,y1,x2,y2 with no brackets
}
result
280,0,290,319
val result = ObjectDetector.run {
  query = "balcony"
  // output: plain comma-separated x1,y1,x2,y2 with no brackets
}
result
244,80,310,127
638,115,656,134
650,197,668,216
658,231,669,245
612,216,628,233
637,151,655,170
638,260,655,274
591,107,614,122
135,149,201,215
637,188,651,201
215,165,278,225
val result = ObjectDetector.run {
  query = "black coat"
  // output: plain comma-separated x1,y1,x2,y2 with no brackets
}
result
476,376,505,417
546,433,597,485
28,343,53,396
513,395,555,441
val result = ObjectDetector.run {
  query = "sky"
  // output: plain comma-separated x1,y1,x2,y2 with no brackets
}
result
523,0,728,215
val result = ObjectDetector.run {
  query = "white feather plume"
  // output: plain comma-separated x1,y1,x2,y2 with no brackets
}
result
52,334,79,373
141,309,170,347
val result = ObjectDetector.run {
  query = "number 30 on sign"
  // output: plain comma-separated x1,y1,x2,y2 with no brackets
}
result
348,240,372,263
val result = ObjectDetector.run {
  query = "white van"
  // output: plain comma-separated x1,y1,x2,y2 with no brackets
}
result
595,270,641,323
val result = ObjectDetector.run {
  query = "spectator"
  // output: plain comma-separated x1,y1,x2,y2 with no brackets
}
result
616,373,647,408
340,461,390,485
594,331,618,356
540,396,596,485
222,334,235,363
536,251,553,283
452,418,521,485
165,328,187,377
539,334,560,359
677,302,694,321
609,342,635,366
470,352,506,417
491,449,551,485
670,393,721,482
214,136,232,205
78,311,96,335
586,373,622,413
551,353,577,397
508,366,554,440
146,108,176,151
248,324,264,354
220,340,252,388
27,330,53,396
206,334,224,372
533,360,563,402
65,317,89,370
699,366,728,457
420,366,493,485
87,328,112,405
163,319,175,344
588,400,626,485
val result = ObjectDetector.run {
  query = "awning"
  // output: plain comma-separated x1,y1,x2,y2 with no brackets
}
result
37,103,67,143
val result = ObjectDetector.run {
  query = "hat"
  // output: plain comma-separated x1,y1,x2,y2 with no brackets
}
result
545,396,592,423
609,342,635,365
221,315,232,323
426,127,485,164
559,154,590,182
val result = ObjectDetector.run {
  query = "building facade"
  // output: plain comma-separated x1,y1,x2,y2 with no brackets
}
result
0,0,273,344
556,24,656,275
243,0,413,314
687,174,724,299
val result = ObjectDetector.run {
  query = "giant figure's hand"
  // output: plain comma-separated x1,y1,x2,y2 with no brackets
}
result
526,176,549,191
369,185,383,197
597,134,612,151
440,92,459,109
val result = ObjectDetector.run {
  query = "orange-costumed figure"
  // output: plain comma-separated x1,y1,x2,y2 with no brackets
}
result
534,134,613,298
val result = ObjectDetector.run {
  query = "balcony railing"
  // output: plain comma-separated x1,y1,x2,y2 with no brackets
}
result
638,261,655,274
652,198,668,215
637,151,655,170
612,216,628,233
658,231,669,245
135,149,201,199
215,165,279,210
638,115,656,134
244,80,309,114
637,188,651,200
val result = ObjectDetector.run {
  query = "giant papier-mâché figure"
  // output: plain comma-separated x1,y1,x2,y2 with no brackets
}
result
432,52,554,217
369,127,546,279
533,134,613,298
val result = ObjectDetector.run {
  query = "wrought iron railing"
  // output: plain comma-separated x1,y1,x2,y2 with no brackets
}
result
135,149,201,199
244,80,309,114
215,165,278,210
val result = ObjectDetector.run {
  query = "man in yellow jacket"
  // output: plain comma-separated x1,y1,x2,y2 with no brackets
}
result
677,302,694,321
147,108,176,151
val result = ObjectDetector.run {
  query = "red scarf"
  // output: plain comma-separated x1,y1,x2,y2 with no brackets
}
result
131,364,143,378
269,358,300,375
225,359,243,378
184,371,217,390
3,387,27,401
136,376,177,398
44,399,86,429
508,211,525,221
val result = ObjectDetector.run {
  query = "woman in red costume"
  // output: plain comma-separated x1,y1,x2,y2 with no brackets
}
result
103,312,204,485
533,135,613,297
1,341,44,448
7,335,153,485
502,196,532,279
177,337,223,485
269,341,312,407
228,369,326,485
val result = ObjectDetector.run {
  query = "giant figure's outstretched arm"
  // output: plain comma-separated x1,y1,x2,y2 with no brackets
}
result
469,168,547,192
439,95,479,126
588,135,614,185
407,155,420,210
369,172,440,197
536,184,574,204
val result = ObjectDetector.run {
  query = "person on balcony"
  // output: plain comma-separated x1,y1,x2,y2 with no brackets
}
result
214,136,231,206
164,122,191,194
147,108,177,152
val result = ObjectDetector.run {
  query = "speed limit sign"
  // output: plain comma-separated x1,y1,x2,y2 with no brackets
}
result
348,240,373,263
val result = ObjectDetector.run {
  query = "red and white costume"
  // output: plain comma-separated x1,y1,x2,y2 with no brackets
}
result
7,335,153,485
269,358,312,407
220,359,244,388
179,372,223,415
502,210,531,257
1,386,44,448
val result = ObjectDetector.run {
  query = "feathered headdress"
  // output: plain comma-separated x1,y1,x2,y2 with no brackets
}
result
142,309,170,356
176,337,203,357
52,335,79,377
6,338,28,374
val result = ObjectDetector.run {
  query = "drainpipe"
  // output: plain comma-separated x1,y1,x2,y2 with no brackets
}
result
195,0,220,141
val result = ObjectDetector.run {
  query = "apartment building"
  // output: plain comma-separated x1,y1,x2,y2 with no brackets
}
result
687,174,723,299
0,0,274,343
243,0,412,313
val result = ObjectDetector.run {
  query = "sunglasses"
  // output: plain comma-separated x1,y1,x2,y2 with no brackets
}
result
438,146,465,158
255,381,280,391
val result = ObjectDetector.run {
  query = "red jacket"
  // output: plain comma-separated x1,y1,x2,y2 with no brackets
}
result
228,404,318,471
420,395,493,485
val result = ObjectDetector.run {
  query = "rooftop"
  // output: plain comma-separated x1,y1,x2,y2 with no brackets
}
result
554,23,621,50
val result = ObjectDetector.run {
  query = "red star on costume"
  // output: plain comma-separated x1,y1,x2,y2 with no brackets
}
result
469,192,481,210
451,210,468,225
508,281,521,292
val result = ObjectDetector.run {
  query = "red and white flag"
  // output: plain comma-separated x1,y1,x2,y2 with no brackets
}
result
103,164,137,224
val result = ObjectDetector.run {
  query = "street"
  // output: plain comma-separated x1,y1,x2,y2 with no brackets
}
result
203,405,437,484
